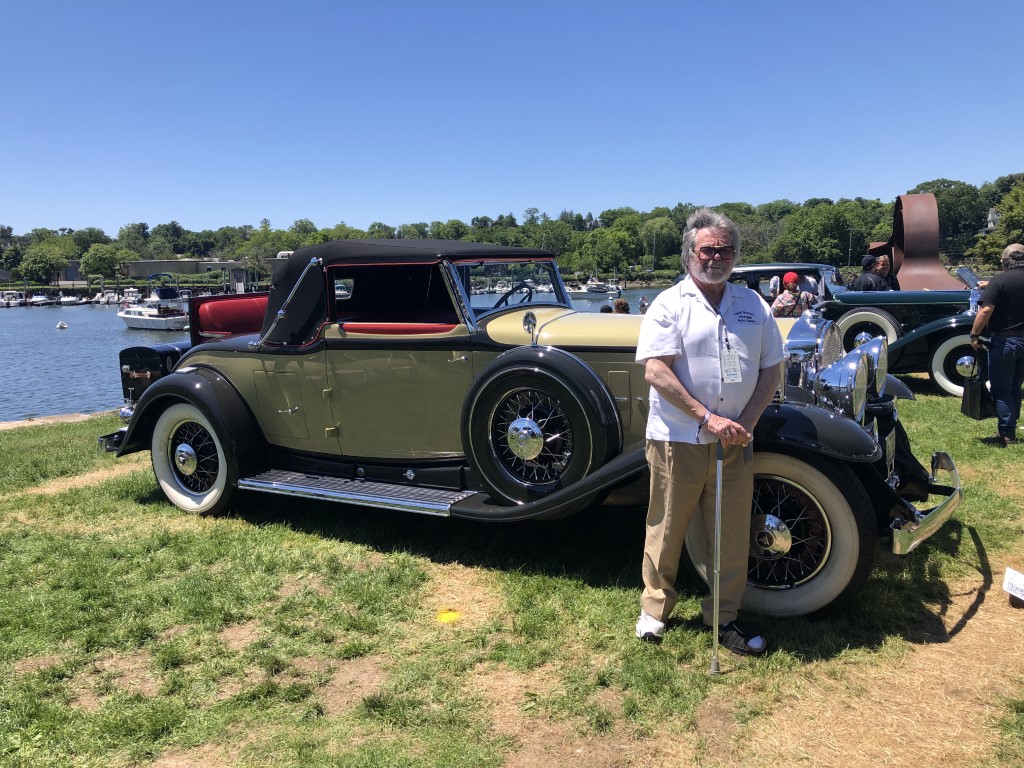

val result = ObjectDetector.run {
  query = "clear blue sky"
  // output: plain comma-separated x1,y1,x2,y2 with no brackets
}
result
3,0,1021,237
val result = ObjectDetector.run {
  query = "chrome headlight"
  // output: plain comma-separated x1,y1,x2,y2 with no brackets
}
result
855,336,888,397
813,349,870,422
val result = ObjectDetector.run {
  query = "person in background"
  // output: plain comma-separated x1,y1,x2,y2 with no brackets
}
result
599,303,613,313
851,255,890,291
769,272,819,300
634,207,785,655
613,298,630,314
639,295,650,314
970,243,1024,447
770,271,816,317
876,254,900,290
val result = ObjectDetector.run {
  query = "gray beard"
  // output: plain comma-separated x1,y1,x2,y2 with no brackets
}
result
691,260,733,285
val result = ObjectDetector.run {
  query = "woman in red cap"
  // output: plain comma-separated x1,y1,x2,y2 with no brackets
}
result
770,271,816,317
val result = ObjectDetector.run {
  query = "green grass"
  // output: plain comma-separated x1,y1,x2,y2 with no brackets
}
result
0,398,1022,767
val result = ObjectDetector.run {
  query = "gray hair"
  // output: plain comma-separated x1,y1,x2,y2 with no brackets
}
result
680,207,741,270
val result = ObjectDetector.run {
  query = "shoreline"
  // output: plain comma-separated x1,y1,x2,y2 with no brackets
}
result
0,411,117,432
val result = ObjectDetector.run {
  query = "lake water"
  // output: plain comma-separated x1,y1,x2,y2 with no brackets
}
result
0,285,667,423
0,303,189,423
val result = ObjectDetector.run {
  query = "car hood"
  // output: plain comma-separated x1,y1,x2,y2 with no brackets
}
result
482,308,643,347
482,309,802,348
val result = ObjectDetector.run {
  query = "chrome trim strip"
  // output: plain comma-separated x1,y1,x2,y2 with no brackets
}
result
890,451,961,555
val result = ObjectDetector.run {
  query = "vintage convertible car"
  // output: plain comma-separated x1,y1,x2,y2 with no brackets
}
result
99,240,960,618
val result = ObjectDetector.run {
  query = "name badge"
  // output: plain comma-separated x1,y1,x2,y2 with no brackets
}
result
721,348,742,383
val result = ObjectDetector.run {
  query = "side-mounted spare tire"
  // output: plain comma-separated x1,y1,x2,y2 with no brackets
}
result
461,347,622,510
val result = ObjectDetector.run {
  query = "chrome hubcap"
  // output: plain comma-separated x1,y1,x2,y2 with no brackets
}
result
506,417,544,461
174,443,198,476
749,514,792,560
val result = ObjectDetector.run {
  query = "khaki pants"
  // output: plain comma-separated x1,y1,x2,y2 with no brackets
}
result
641,440,753,626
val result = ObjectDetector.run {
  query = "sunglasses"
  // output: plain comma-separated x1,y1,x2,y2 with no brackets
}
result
695,246,736,260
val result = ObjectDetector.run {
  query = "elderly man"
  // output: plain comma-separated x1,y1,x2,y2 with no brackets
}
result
970,244,1024,446
634,208,785,655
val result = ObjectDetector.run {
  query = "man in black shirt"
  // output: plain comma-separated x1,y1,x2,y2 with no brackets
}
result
970,244,1024,446
851,255,890,291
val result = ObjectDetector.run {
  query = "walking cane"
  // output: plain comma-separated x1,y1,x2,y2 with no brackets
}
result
709,440,724,675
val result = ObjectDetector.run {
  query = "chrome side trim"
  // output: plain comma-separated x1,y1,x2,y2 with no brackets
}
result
238,469,477,516
890,451,961,555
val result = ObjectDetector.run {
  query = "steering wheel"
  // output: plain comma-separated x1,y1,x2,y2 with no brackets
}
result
493,282,534,308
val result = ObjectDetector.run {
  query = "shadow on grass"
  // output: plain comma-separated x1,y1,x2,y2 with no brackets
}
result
215,489,985,662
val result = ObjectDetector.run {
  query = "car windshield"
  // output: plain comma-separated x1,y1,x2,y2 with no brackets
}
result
455,261,568,317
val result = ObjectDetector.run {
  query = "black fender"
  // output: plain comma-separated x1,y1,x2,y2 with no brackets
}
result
451,444,647,521
753,402,881,462
887,313,973,370
467,345,621,436
117,365,268,475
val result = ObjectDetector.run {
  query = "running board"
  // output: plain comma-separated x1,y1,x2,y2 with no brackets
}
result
237,469,478,516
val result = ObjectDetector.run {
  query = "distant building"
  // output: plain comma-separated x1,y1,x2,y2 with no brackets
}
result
980,207,1002,235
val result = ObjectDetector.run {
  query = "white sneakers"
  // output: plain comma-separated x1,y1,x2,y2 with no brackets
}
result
635,611,666,641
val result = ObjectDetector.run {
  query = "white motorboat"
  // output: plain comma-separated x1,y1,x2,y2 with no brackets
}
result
1,290,26,307
28,293,53,306
91,289,121,305
120,287,142,305
564,283,589,296
117,283,188,330
58,292,85,306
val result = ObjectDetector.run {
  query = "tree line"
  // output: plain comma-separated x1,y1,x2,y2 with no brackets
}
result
2,173,1022,286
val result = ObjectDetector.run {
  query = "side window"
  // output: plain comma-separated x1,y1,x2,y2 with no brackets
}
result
330,265,458,323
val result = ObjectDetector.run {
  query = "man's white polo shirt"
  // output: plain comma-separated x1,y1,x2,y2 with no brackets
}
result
636,276,785,444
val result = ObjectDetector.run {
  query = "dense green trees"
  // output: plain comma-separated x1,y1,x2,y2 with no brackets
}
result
1,173,1021,285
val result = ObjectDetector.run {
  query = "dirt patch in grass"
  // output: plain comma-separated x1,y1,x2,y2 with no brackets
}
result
218,620,262,652
318,654,387,717
419,561,504,631
472,663,661,768
70,650,160,711
277,573,332,599
731,567,1024,768
18,453,151,496
12,654,64,675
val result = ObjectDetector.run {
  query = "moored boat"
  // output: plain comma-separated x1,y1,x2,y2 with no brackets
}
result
117,278,188,330
28,293,53,307
1,290,27,307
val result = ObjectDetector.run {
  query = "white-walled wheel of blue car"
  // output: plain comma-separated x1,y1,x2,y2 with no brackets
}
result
685,451,876,617
462,353,620,517
929,333,975,397
836,307,903,352
151,403,237,515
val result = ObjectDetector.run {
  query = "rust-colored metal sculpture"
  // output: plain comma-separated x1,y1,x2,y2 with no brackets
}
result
868,194,966,290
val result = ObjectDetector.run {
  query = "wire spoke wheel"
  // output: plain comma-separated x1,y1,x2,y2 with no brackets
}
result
490,386,574,485
748,475,832,589
167,419,221,495
151,403,235,515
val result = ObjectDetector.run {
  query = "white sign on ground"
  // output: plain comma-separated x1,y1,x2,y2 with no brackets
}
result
1003,567,1024,601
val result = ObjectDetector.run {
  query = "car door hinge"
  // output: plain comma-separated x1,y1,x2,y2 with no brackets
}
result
322,388,333,400
324,427,338,438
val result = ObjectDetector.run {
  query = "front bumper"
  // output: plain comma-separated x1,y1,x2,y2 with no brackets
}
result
890,451,960,555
